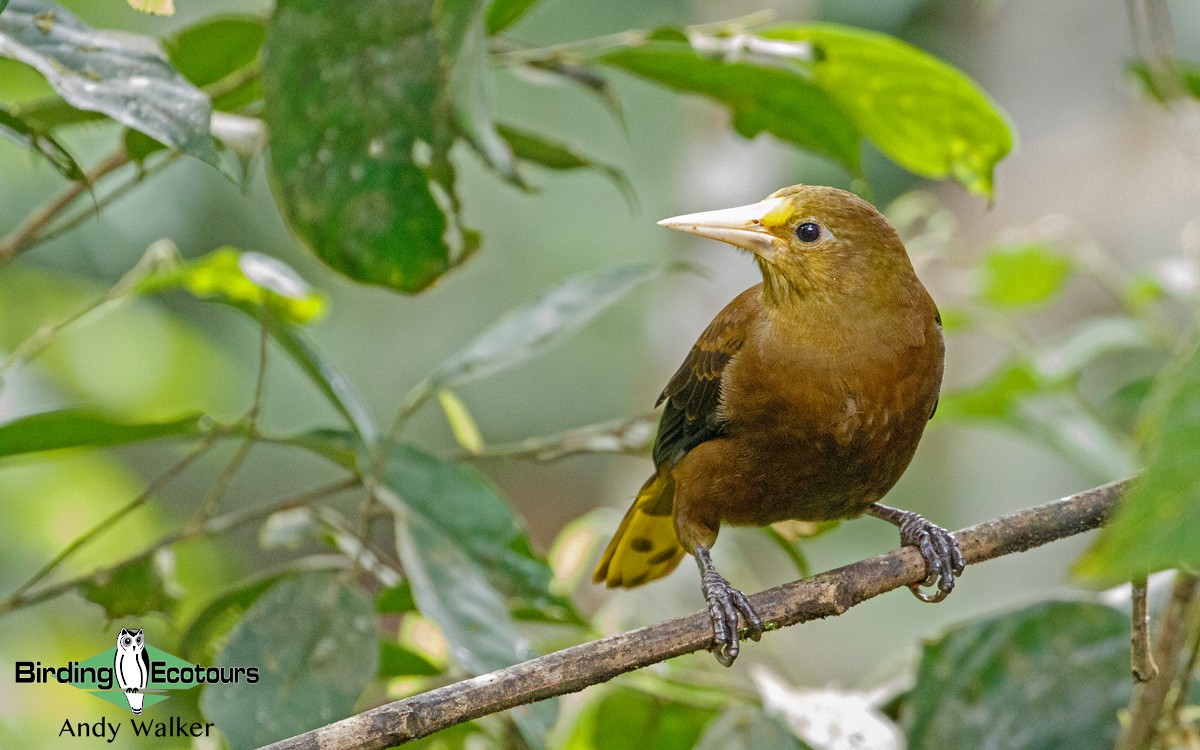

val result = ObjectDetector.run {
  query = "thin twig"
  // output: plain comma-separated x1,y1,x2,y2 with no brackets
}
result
0,147,131,263
2,427,230,605
0,477,360,615
1117,571,1200,750
1133,577,1160,683
260,478,1127,750
34,151,183,247
193,319,272,522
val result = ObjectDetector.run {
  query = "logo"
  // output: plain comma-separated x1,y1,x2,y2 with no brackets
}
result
13,627,258,742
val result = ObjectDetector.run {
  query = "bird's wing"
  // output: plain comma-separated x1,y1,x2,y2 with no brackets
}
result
652,285,761,470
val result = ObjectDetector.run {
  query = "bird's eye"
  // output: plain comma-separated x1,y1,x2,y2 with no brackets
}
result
796,222,821,243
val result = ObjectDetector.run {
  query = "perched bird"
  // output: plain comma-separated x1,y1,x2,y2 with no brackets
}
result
593,185,963,666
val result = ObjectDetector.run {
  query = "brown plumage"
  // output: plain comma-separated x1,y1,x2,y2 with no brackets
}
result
594,184,963,666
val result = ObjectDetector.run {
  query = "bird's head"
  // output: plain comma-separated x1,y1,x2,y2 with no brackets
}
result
658,185,915,307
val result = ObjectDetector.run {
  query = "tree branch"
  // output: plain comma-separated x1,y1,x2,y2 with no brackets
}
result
261,479,1127,750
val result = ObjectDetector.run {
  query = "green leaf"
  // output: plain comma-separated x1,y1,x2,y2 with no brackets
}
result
0,104,84,180
1075,343,1200,583
1034,316,1154,382
393,500,558,746
904,600,1131,750
0,408,204,457
437,389,484,454
379,640,442,678
980,244,1073,308
137,247,376,451
262,0,475,292
269,325,379,452
566,688,717,750
486,0,541,34
1128,58,1200,102
497,123,633,202
693,707,806,750
0,0,220,167
379,442,577,624
138,247,327,325
80,551,178,620
439,0,520,185
178,557,348,663
200,571,379,750
164,16,264,88
375,581,416,614
414,264,674,402
935,362,1041,421
163,15,264,112
762,23,1013,197
600,40,860,173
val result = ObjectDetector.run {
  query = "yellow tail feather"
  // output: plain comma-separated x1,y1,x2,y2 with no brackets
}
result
593,472,686,588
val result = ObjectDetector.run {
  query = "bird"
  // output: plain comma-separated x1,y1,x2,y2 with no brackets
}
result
593,184,964,667
114,627,149,714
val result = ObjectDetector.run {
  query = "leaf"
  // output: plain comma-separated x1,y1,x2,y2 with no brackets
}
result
1075,343,1200,583
200,571,379,750
162,15,264,112
375,581,416,614
935,362,1041,421
566,688,717,750
136,246,376,450
1128,58,1200,102
693,706,807,750
80,550,178,620
0,0,219,167
164,15,263,87
486,0,541,34
979,244,1073,308
269,325,379,452
379,442,577,624
127,0,174,15
437,389,484,454
1034,316,1154,382
600,40,860,173
0,104,84,180
137,247,327,325
379,640,442,678
904,601,1131,750
762,23,1013,197
178,557,348,663
498,123,633,203
438,0,519,185
262,0,476,293
413,264,674,402
393,504,558,746
0,408,204,457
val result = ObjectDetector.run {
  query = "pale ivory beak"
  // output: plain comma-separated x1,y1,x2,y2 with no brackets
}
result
658,197,787,262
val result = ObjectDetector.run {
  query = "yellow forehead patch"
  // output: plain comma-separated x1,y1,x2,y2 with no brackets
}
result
760,201,797,229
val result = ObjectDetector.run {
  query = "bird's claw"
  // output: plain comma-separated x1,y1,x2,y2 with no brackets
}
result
896,512,965,603
696,545,762,666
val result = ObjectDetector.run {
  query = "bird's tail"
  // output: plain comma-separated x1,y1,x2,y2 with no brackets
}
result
593,472,686,588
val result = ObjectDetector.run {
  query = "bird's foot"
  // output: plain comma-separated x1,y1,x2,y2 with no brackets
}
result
695,545,762,667
868,503,965,603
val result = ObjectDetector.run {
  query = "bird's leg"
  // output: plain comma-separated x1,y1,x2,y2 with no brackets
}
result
866,503,965,603
694,544,762,667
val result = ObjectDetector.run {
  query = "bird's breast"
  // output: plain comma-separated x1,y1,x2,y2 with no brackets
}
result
712,310,943,523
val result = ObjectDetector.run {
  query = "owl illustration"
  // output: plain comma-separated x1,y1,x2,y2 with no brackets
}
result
114,628,149,715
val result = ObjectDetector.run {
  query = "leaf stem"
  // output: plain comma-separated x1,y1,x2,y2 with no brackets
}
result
1116,571,1200,750
0,147,130,263
2,425,232,607
0,476,360,615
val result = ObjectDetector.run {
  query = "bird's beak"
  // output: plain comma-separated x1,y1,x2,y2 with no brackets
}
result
658,197,788,263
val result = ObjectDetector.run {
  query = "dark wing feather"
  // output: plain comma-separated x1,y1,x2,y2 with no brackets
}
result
652,286,761,468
